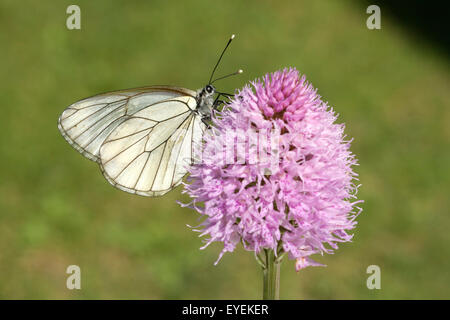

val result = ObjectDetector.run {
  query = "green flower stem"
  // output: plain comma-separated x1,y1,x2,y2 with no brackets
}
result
262,249,281,300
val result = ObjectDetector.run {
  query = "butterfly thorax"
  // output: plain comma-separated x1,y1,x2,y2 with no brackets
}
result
196,84,216,118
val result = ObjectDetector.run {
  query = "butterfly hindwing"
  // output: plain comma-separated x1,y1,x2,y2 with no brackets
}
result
99,109,203,196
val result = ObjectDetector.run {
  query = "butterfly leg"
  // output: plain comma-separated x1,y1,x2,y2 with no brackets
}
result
213,94,228,110
202,116,212,129
214,100,226,108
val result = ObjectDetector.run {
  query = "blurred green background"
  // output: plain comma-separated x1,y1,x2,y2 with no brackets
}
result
0,0,449,299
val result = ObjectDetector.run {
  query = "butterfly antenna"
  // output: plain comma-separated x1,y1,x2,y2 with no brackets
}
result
211,69,243,84
208,34,235,84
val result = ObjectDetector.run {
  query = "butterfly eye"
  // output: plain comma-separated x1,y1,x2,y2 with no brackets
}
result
205,85,213,94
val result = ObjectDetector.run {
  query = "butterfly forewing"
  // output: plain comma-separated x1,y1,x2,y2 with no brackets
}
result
58,86,196,162
58,86,206,196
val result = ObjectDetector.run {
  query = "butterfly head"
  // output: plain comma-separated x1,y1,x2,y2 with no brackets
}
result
205,84,215,95
196,84,216,117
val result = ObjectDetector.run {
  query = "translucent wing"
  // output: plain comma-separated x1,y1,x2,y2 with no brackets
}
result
58,86,196,162
58,85,206,196
99,107,207,196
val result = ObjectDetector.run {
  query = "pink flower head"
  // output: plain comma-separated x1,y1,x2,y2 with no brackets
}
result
182,68,362,271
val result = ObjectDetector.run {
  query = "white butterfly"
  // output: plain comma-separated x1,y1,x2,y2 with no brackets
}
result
58,35,242,197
